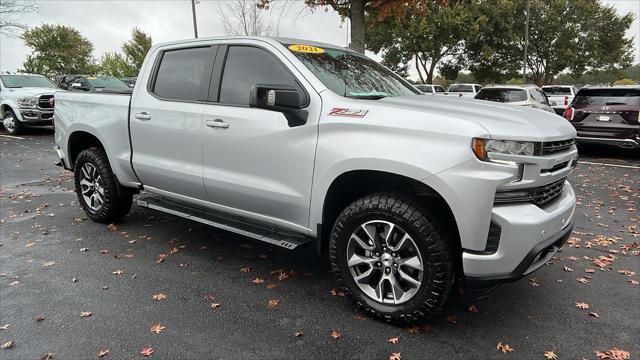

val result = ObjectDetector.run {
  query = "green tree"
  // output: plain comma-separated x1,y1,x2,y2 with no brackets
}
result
99,27,152,77
20,24,96,78
366,0,471,84
521,0,635,85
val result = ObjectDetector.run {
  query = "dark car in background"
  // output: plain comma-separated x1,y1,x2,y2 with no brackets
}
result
564,86,639,149
55,75,132,93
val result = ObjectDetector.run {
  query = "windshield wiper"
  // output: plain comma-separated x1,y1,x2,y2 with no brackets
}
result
349,95,387,100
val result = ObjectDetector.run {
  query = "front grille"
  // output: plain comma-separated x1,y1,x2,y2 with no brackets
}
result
531,178,566,206
541,138,575,155
38,95,54,109
495,177,567,207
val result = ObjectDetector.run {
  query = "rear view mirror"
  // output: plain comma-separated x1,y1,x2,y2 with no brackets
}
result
250,84,308,127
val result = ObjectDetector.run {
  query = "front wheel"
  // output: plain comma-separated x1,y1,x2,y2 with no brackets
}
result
329,193,455,323
2,109,24,135
74,148,132,223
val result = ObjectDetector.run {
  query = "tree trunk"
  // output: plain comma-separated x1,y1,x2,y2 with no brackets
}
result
349,0,365,53
415,56,425,83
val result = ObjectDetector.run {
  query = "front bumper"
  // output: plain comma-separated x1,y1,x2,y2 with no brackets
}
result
462,181,576,285
19,108,54,125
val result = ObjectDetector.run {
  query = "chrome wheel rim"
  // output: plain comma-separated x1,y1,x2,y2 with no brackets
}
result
346,220,424,305
3,114,16,133
79,163,104,211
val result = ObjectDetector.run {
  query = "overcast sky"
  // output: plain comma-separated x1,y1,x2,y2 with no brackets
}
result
0,0,638,81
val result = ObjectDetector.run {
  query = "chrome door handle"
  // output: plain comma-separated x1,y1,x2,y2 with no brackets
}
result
134,112,151,121
206,119,229,129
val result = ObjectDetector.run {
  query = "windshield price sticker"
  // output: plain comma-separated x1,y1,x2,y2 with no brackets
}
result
288,44,325,54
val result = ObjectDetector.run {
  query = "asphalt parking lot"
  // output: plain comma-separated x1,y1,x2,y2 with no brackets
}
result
1,128,638,360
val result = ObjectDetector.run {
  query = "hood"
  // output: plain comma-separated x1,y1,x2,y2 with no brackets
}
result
375,95,576,141
5,87,56,97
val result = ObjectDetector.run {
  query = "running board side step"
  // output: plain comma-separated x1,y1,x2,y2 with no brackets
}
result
137,194,311,250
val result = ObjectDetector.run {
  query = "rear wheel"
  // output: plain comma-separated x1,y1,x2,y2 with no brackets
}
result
329,193,454,323
2,109,24,135
74,148,132,223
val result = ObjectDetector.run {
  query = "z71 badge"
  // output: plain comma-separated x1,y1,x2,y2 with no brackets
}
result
328,108,369,118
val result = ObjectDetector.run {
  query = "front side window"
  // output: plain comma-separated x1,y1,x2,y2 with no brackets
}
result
152,46,212,101
219,46,301,105
0,75,55,89
286,44,420,99
475,88,527,102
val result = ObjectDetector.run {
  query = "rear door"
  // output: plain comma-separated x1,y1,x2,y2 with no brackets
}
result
200,43,319,231
570,88,640,139
130,45,216,199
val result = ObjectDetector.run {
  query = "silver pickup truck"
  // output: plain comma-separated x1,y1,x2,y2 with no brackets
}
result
53,36,578,322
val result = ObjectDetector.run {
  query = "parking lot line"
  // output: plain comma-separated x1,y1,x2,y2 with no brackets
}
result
0,134,26,140
577,160,640,170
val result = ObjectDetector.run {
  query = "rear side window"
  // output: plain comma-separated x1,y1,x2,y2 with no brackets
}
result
573,88,640,106
542,86,571,95
449,84,473,92
219,46,300,106
152,47,212,101
530,89,548,104
475,88,527,102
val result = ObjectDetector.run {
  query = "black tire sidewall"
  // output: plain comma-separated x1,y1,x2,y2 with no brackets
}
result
74,148,130,223
330,194,453,322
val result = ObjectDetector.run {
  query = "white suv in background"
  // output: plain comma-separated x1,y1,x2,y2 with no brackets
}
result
447,83,483,98
542,85,578,115
0,72,56,135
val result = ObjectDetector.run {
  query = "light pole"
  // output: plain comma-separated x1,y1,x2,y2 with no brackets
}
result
522,0,530,83
191,0,198,39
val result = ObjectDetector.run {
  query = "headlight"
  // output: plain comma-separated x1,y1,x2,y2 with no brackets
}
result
18,97,38,108
472,138,536,161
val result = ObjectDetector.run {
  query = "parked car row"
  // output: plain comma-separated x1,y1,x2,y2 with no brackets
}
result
0,71,136,135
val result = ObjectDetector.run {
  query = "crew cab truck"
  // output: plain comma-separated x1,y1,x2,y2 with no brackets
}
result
1,72,56,135
54,37,578,322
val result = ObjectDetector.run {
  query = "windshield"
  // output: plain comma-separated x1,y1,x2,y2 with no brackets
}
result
574,88,640,106
449,84,474,92
542,86,571,95
86,77,131,91
475,88,527,103
0,75,55,89
285,44,420,99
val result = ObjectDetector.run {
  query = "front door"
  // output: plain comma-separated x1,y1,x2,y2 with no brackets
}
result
201,44,319,231
130,45,216,199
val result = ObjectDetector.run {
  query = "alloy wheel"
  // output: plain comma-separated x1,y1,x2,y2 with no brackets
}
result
79,163,105,211
346,220,424,304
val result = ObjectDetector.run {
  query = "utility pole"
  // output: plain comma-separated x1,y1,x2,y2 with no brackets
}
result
191,0,198,39
522,0,530,83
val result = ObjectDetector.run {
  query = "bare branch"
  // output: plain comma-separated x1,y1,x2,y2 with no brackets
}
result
0,0,40,37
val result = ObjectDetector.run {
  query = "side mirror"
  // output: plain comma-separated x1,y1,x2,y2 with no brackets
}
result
250,84,308,127
70,83,88,91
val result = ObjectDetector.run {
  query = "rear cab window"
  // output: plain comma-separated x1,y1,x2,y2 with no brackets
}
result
449,84,473,93
542,86,572,96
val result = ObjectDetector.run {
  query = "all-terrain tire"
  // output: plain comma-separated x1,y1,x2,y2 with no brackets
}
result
329,192,455,323
74,148,132,223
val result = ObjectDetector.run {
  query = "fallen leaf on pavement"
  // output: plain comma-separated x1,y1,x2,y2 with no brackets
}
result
294,331,303,337
80,247,88,252
405,326,420,334
140,347,154,357
575,302,589,309
36,316,45,322
1,341,13,350
447,315,457,324
240,267,251,272
267,299,279,308
43,261,55,267
71,278,78,283
150,323,165,334
544,350,558,359
468,304,479,313
330,330,341,339
112,270,124,275
152,293,167,301
265,284,276,289
80,311,92,318
40,353,53,360
97,349,109,358
496,342,514,354
0,324,9,330
577,278,589,284
587,312,600,318
210,303,221,309
595,348,630,360
251,278,264,284
389,352,402,360
387,336,399,344
563,266,574,272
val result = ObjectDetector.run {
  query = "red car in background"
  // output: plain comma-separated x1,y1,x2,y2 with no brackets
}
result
564,86,639,149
